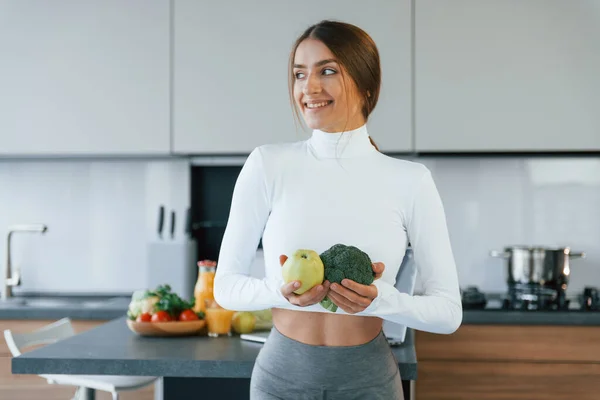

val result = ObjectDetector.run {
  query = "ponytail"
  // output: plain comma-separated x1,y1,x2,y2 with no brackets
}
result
369,136,380,151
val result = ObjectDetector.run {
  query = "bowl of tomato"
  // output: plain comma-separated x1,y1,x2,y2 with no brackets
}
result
126,309,206,337
126,284,207,337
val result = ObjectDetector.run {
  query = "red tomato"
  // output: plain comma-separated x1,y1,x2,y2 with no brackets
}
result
178,309,199,321
136,313,152,322
151,311,172,322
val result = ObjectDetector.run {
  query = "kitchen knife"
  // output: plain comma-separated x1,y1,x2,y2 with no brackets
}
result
170,210,176,240
157,205,165,239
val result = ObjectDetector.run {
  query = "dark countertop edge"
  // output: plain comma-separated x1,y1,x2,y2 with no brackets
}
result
11,358,418,380
399,362,417,381
462,311,600,326
12,358,257,378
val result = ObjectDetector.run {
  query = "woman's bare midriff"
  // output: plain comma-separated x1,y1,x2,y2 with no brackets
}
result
272,308,383,346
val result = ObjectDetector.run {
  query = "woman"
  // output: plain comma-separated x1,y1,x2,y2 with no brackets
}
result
214,20,462,399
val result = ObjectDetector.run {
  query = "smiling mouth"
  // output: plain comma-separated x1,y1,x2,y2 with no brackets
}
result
304,100,333,110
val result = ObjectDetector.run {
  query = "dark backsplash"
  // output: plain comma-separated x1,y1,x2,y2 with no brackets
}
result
191,164,259,261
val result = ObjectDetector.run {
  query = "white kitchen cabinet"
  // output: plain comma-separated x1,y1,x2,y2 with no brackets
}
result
173,0,412,154
415,0,600,152
0,1,170,156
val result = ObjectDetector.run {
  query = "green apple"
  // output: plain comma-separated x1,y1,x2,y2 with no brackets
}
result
281,249,324,295
232,312,256,334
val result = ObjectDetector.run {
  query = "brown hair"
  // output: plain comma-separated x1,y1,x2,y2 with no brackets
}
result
288,20,381,151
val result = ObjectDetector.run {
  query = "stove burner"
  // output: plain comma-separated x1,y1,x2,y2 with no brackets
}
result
580,287,600,311
461,286,487,309
460,285,599,311
502,284,569,311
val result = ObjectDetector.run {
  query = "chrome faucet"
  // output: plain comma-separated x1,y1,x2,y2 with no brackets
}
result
2,224,48,301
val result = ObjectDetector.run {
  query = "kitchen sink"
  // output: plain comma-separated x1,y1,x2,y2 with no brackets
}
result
21,298,74,307
23,298,112,308
0,296,127,308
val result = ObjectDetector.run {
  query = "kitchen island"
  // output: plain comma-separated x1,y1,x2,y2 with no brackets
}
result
6,296,599,400
11,316,417,400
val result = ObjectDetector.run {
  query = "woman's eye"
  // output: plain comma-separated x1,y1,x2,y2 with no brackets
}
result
323,68,336,75
295,72,305,79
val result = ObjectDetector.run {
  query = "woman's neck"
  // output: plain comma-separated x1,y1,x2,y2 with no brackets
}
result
315,119,366,134
308,123,376,158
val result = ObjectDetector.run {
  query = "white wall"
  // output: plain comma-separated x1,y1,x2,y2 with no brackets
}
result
0,158,190,294
418,156,600,296
1,156,599,297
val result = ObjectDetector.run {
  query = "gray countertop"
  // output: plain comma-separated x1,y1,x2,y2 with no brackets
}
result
463,309,600,325
11,316,418,380
0,294,131,320
2,295,599,326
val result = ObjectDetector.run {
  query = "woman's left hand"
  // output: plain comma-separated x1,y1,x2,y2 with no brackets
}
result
328,262,384,314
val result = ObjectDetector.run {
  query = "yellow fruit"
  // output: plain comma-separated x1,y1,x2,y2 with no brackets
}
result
232,312,256,334
281,249,324,295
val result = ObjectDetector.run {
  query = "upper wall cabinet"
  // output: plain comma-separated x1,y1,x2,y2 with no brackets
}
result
0,1,170,156
172,0,412,154
415,0,600,152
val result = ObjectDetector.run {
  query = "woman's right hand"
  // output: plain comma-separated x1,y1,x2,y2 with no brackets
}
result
372,262,385,280
279,255,330,307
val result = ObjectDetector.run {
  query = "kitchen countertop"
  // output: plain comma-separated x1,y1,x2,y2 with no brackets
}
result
0,294,131,320
1,294,599,325
463,309,600,326
461,294,600,326
11,316,418,380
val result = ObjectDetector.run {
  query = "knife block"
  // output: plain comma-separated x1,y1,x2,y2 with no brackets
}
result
146,240,197,302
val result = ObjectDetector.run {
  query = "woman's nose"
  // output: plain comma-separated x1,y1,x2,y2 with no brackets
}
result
303,74,321,95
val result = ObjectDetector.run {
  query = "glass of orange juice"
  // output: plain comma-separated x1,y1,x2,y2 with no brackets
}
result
204,299,235,337
194,261,217,314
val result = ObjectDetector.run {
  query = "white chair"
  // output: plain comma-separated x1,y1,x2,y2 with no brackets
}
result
4,317,158,400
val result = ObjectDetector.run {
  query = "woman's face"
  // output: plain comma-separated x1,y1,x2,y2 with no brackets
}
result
293,38,365,133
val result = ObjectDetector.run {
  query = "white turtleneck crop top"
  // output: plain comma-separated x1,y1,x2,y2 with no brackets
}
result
213,124,462,334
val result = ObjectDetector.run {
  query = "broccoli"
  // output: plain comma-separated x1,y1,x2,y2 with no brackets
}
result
319,244,375,312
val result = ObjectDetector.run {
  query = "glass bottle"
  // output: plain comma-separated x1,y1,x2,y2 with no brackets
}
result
193,260,217,313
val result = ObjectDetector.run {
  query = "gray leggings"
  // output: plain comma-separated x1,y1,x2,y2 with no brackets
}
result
250,326,404,400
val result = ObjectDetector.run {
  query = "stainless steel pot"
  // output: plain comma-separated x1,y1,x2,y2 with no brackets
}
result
490,246,585,290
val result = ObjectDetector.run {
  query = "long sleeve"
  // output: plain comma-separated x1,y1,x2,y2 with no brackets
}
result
213,147,289,311
358,168,463,334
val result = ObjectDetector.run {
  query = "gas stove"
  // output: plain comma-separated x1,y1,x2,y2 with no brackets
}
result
461,285,600,312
